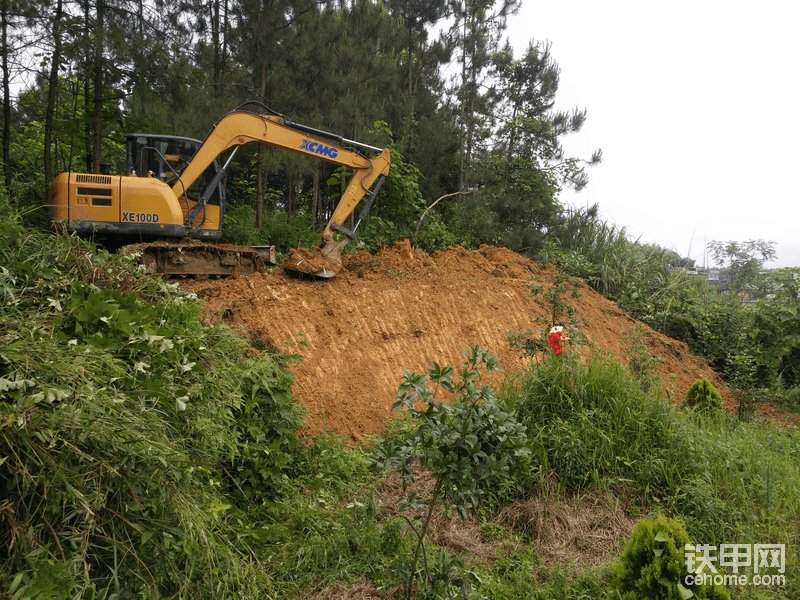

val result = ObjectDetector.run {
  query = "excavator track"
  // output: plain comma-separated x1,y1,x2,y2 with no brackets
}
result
124,240,276,277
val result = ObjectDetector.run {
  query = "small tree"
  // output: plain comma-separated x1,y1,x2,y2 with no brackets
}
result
609,514,729,599
684,378,723,414
370,345,530,598
506,271,586,357
706,239,776,299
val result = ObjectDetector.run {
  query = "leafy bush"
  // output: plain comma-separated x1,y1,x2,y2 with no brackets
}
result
370,345,530,597
749,267,800,387
506,272,586,358
684,379,723,414
0,225,301,597
608,514,729,599
221,203,319,253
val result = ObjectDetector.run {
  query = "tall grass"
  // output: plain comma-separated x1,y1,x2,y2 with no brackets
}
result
507,352,704,498
544,204,678,303
504,351,800,597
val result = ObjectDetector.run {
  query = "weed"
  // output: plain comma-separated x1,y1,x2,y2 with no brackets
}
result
0,226,301,597
507,272,587,358
621,324,664,394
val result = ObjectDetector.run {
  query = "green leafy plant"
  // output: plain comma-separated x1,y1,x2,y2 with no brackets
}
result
621,324,664,395
370,345,530,598
0,225,301,597
608,514,729,599
543,203,674,301
683,378,723,414
749,267,800,387
507,272,586,357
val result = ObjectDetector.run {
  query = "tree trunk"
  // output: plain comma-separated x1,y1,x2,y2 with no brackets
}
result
221,0,229,95
1,0,12,191
212,0,220,88
458,4,468,192
311,161,320,225
45,0,66,185
83,0,92,172
92,0,104,173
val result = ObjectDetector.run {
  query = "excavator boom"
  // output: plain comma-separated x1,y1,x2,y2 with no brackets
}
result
167,107,390,277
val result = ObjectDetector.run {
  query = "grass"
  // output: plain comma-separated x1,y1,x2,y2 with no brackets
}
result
217,350,799,599
543,203,676,302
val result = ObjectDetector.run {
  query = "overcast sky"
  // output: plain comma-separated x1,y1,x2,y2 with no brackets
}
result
504,0,800,268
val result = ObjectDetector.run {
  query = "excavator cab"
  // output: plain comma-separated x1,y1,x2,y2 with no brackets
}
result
125,133,225,212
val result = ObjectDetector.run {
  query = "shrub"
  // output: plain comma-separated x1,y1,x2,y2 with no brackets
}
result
684,379,723,414
608,514,729,599
0,225,301,597
622,324,664,395
370,345,531,597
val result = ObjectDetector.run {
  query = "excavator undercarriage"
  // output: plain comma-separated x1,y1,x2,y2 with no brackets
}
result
125,240,276,277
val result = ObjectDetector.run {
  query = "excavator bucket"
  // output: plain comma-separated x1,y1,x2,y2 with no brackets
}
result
283,239,348,279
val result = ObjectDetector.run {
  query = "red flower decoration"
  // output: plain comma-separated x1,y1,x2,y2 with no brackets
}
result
547,327,567,355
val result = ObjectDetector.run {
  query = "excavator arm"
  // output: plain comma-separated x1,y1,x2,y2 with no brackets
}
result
170,106,391,277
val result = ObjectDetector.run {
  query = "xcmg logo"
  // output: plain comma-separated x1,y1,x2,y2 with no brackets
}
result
300,139,339,158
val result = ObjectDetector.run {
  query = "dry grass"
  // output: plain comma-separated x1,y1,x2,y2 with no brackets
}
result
498,478,637,571
375,467,636,573
376,466,501,563
301,577,400,600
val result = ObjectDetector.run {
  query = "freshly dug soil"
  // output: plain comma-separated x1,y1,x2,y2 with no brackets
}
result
181,241,797,439
282,246,336,277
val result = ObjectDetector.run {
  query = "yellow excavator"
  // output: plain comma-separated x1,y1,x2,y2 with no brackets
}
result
46,102,391,278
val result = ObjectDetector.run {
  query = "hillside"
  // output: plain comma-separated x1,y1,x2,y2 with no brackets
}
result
181,241,761,439
4,227,799,599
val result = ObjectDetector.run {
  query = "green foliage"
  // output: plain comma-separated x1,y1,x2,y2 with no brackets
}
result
774,387,800,413
608,514,729,599
707,239,777,297
748,267,800,387
622,324,664,395
509,351,702,493
507,272,586,357
509,347,800,568
546,221,797,393
370,345,530,597
543,203,673,302
465,155,561,255
0,221,301,597
356,123,471,255
221,203,319,253
684,379,723,414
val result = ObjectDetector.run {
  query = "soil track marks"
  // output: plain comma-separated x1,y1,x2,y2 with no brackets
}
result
182,241,790,440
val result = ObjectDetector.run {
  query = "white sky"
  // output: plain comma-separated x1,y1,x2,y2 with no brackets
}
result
505,0,800,268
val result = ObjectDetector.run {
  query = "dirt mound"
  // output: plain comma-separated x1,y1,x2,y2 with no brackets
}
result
181,241,790,440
